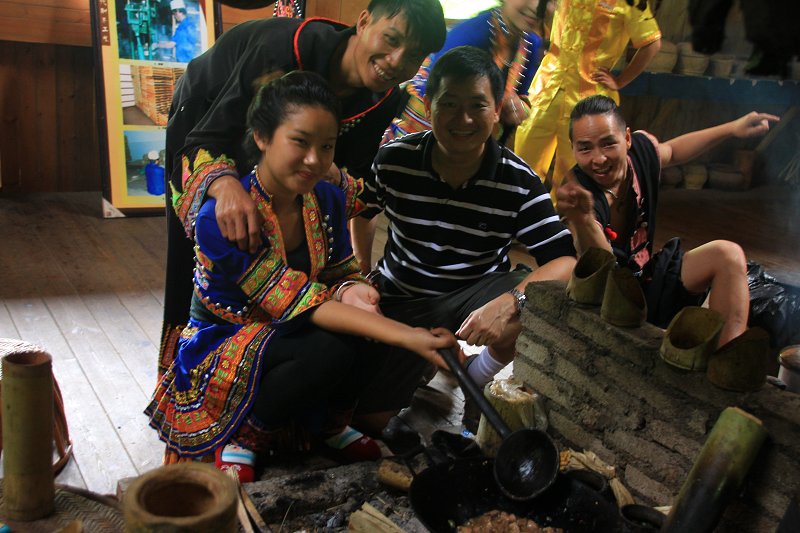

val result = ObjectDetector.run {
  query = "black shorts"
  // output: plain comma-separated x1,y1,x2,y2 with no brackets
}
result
641,237,708,328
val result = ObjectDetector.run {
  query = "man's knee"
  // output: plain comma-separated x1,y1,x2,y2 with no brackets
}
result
709,240,747,274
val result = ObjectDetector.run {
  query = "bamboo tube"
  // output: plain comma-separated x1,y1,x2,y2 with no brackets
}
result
2,349,55,520
661,407,768,532
123,462,239,533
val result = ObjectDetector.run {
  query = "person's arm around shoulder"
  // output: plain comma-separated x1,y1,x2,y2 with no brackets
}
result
556,171,611,255
659,112,779,168
208,175,262,254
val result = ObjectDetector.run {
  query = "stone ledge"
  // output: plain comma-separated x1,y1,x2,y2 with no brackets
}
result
518,280,800,531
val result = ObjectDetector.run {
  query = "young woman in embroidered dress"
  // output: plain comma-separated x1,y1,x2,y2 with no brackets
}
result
145,72,457,482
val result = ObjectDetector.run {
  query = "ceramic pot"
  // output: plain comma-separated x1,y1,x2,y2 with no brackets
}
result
778,345,800,393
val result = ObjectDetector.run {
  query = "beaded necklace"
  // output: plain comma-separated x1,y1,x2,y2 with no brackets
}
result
273,0,303,18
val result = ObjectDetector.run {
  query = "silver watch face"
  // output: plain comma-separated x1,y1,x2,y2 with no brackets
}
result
510,289,526,311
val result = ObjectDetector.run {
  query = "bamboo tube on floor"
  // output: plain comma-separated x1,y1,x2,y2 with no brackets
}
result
123,462,238,533
2,349,55,520
661,407,767,532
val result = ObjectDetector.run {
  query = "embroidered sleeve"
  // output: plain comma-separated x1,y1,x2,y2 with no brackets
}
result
339,169,366,219
319,256,366,290
172,148,238,236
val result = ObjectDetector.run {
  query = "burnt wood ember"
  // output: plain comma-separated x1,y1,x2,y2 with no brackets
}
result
244,460,428,532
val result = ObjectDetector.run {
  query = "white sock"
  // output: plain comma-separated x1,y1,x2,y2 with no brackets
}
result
466,346,507,387
220,444,255,466
323,426,363,449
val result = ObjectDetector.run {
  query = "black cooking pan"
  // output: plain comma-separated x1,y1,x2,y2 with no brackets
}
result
409,456,625,532
438,347,559,500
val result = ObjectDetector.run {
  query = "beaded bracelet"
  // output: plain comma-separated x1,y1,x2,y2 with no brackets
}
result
333,280,362,302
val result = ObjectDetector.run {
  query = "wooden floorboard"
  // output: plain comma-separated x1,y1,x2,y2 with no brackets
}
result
0,185,797,496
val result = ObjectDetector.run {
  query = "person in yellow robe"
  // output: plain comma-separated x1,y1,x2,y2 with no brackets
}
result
515,0,661,203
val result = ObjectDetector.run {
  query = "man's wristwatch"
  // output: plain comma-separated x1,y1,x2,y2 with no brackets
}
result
508,288,527,315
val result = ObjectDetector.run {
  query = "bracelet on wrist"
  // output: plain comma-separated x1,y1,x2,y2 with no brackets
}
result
333,280,361,302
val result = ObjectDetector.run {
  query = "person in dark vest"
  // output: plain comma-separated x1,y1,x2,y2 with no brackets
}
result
159,0,447,381
556,94,778,347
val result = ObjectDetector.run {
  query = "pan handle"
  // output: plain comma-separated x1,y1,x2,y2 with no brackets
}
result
438,348,512,440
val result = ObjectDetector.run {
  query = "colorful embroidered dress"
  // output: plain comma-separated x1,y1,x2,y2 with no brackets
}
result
146,163,365,458
161,17,404,377
382,8,543,144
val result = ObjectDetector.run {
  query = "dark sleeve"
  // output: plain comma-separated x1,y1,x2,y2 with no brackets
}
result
182,22,296,165
171,19,297,232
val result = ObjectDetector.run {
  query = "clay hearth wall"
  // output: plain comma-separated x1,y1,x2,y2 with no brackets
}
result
515,281,800,532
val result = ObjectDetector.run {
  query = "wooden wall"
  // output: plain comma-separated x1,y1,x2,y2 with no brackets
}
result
0,42,99,193
0,0,92,47
0,0,275,195
305,0,367,24
0,0,357,194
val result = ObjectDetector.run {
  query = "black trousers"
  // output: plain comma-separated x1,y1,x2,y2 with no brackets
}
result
250,325,385,432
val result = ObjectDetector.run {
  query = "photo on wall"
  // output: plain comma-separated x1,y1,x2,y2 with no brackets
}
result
92,0,216,215
116,0,206,64
123,129,168,197
121,63,186,127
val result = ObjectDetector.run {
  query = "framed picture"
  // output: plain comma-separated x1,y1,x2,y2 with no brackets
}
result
92,0,217,216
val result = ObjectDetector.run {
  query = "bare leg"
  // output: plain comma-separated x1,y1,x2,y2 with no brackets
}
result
681,241,748,346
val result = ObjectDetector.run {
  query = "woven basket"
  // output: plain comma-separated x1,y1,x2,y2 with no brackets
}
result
709,55,734,77
648,41,678,73
708,164,748,191
676,42,709,76
683,164,708,190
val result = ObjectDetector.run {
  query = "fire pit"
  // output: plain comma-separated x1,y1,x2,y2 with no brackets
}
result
244,458,428,532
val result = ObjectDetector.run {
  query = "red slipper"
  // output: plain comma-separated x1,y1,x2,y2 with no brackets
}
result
214,444,255,483
323,427,382,463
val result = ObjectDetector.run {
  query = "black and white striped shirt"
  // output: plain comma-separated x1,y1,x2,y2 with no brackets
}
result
361,131,575,298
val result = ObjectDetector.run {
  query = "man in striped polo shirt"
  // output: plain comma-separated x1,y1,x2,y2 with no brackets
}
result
352,46,600,436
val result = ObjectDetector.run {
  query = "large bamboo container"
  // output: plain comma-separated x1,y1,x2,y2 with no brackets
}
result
1,346,55,520
661,407,768,532
123,462,239,532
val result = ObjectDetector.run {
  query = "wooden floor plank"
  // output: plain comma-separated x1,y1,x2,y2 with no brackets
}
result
0,194,159,493
25,196,165,476
0,303,20,338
